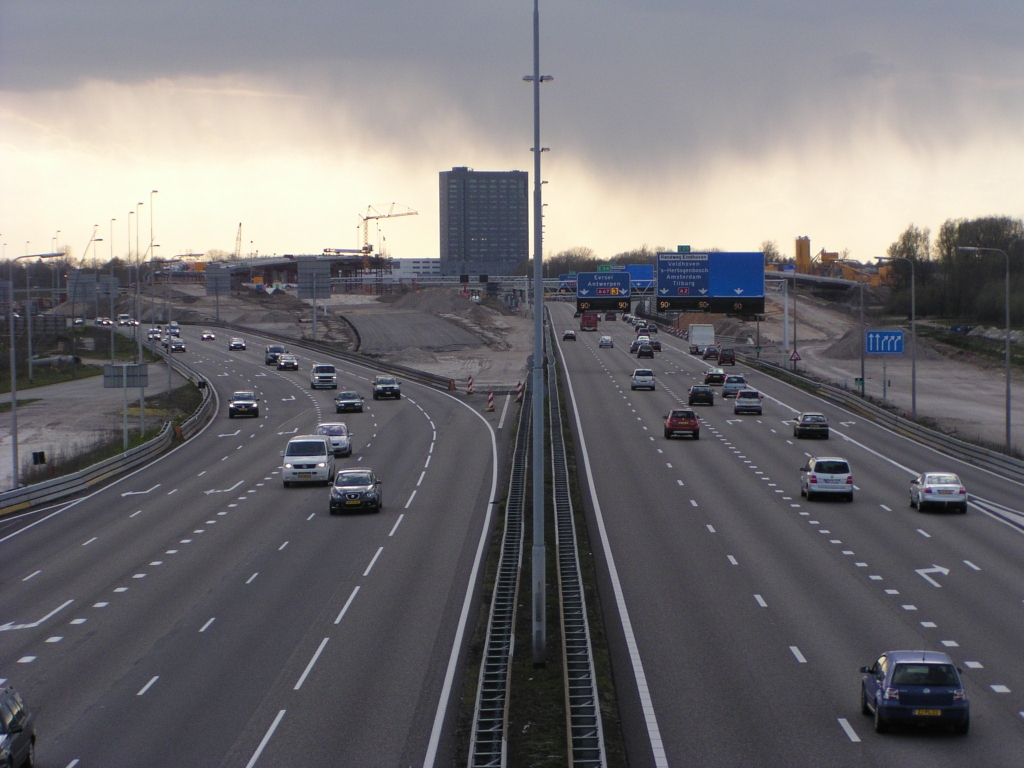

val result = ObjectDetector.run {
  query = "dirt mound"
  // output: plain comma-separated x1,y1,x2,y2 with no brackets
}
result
387,287,476,314
385,347,440,366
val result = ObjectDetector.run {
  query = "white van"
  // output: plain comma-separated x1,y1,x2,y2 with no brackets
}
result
282,435,335,487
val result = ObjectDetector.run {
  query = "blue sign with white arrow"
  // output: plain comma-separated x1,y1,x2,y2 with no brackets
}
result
865,329,904,354
576,271,632,311
656,251,765,313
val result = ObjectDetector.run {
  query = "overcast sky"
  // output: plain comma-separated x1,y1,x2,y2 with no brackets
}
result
2,1,1022,264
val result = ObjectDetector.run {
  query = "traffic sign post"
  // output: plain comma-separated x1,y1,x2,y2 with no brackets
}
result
865,329,904,355
575,271,631,312
105,363,149,451
656,251,765,313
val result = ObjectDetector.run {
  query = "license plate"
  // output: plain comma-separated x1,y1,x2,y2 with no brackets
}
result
825,479,841,484
345,500,360,506
938,489,954,494
913,709,942,717
298,473,311,479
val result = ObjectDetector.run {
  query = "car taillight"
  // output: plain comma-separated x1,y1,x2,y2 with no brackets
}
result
809,474,818,484
884,687,900,701
953,689,967,701
924,486,934,494
959,488,967,495
846,476,854,485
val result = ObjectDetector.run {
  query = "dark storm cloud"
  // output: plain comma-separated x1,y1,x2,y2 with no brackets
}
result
3,1,1022,175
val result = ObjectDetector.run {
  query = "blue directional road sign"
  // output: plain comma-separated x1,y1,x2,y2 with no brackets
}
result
557,273,577,292
865,329,904,354
576,271,631,312
625,264,655,291
656,251,765,313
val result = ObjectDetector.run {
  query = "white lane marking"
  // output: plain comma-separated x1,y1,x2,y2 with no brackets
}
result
915,565,949,587
497,393,511,429
405,490,417,509
706,524,716,533
245,709,286,768
306,513,315,521
70,619,86,625
246,573,258,584
389,514,405,537
921,621,937,628
0,599,74,633
334,586,360,624
754,594,768,608
82,537,97,546
941,640,959,647
363,546,384,576
198,471,206,476
113,587,128,593
16,656,36,663
200,618,215,633
917,529,931,538
880,504,891,512
902,605,917,611
65,760,81,767
424,455,431,468
120,484,161,497
689,500,698,507
45,636,62,643
666,463,673,469
130,509,143,518
133,573,146,579
676,480,684,486
417,471,426,487
22,570,41,581
838,718,861,742
869,575,883,580
790,646,807,663
727,555,738,565
964,560,981,571
279,541,288,551
991,684,1011,693
167,488,178,495
137,676,159,696
964,661,983,669
294,637,330,690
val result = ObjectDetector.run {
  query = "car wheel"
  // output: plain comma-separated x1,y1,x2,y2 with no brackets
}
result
910,492,917,508
396,393,401,399
693,432,699,440
664,429,671,439
229,412,234,419
329,508,337,516
283,481,290,488
958,504,968,514
253,410,259,417
806,489,815,501
860,687,871,716
846,493,854,503
874,704,888,733
373,393,379,400
954,715,969,735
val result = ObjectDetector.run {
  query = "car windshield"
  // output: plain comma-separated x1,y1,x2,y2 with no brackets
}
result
286,441,327,456
814,461,849,475
891,663,959,686
926,474,960,485
232,392,255,401
802,414,827,423
338,392,360,399
377,377,396,385
316,425,348,436
269,346,285,352
335,472,374,487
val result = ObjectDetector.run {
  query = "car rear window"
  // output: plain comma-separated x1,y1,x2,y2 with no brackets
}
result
927,474,959,485
286,440,328,456
691,386,710,392
814,461,850,475
737,391,758,398
726,376,745,383
803,414,827,423
316,425,348,436
891,664,959,686
670,410,695,419
634,370,653,377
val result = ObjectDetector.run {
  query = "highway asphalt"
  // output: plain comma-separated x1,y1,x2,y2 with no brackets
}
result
550,305,1024,768
0,326,516,767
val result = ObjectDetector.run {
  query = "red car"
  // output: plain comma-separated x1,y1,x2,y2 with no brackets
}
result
664,408,700,439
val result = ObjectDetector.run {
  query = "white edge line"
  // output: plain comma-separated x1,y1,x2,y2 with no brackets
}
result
423,389,498,768
334,586,360,624
553,331,669,767
497,392,511,429
244,709,286,768
293,637,330,690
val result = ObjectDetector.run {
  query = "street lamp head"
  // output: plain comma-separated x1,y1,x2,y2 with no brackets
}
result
958,247,981,253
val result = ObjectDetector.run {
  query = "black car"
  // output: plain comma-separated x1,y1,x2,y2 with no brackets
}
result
637,343,655,359
265,345,287,365
629,339,642,354
335,391,365,413
0,685,35,768
794,412,830,439
372,375,401,400
702,346,719,360
688,385,715,405
330,468,383,514
228,337,246,351
228,391,259,418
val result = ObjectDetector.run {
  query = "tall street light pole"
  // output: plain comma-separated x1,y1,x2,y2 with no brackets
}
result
959,246,1012,452
110,218,117,360
877,256,916,419
524,0,552,665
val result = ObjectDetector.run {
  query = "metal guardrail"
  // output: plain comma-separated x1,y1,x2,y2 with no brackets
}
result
0,352,215,516
547,321,606,767
740,355,1024,484
467,377,530,766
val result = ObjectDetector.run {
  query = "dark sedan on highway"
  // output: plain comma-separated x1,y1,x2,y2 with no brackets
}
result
335,391,365,413
794,412,830,439
330,469,382,514
688,385,714,406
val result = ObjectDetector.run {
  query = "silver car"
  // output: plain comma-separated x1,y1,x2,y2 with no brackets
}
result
800,456,854,502
631,368,655,391
315,422,352,457
910,473,967,513
722,374,748,397
733,389,763,414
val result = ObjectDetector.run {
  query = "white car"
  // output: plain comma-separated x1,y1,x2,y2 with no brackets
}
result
315,422,352,457
598,336,614,348
201,330,216,340
630,368,655,391
282,436,335,486
733,389,763,414
910,473,967,513
800,456,853,502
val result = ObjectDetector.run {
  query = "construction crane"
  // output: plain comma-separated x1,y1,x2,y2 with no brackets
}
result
234,223,242,261
359,204,418,256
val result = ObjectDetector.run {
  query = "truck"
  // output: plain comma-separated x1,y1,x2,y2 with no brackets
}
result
580,312,599,332
688,323,715,353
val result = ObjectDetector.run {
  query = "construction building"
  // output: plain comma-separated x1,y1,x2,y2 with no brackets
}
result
439,166,529,277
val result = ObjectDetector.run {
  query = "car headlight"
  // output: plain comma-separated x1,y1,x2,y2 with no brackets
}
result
284,462,293,469
317,462,326,468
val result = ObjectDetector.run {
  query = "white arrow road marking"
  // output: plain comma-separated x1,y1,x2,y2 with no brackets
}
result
915,564,950,588
840,421,856,427
0,599,74,632
121,484,160,497
277,427,298,435
217,373,229,377
281,395,296,402
255,372,267,377
726,419,743,424
204,481,244,496
218,430,241,437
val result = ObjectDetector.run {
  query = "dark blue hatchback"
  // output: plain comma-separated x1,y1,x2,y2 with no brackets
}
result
860,650,969,734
